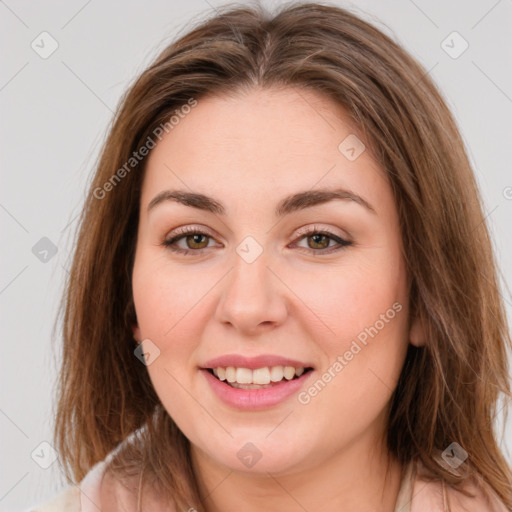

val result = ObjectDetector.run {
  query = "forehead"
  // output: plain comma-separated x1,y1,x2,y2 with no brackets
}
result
140,86,388,215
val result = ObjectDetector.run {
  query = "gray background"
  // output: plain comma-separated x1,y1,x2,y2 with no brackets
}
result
1,0,511,510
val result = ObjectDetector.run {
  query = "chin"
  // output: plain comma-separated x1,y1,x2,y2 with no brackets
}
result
207,439,308,475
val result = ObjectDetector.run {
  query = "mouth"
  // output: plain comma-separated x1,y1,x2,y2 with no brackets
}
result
200,360,315,409
202,366,315,389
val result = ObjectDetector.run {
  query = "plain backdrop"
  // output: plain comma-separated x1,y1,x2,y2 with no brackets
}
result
1,0,511,510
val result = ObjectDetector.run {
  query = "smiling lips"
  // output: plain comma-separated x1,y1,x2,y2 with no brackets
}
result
202,353,314,370
212,366,307,387
202,354,313,385
201,354,314,405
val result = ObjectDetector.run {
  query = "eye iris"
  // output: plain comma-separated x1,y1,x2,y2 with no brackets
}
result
308,233,329,249
187,234,208,249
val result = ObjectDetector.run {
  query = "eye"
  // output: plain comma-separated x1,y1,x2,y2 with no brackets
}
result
162,226,218,255
162,224,352,256
291,225,352,254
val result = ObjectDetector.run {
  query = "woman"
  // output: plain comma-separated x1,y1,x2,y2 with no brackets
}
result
30,2,511,511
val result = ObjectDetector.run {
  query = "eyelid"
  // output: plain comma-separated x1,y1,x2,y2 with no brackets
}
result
165,223,348,242
162,225,221,255
289,225,352,253
162,223,352,255
293,223,348,240
167,224,217,238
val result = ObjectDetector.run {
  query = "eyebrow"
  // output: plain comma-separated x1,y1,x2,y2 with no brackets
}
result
147,187,376,217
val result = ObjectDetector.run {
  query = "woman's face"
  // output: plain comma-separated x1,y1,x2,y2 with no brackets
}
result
132,87,421,476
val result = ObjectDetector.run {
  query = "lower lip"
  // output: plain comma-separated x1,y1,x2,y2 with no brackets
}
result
201,369,313,410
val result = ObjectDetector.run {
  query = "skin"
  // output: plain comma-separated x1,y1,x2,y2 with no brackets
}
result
131,86,425,512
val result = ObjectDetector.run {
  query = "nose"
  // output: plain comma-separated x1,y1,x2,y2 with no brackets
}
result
214,248,288,335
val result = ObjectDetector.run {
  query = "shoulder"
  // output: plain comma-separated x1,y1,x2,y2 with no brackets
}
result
27,457,107,512
26,486,80,512
408,459,510,512
29,458,176,512
28,429,177,512
443,473,510,512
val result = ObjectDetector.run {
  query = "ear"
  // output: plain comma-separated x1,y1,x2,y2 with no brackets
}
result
409,314,426,347
132,323,142,343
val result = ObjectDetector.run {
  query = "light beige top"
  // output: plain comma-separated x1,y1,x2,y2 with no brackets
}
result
28,455,509,512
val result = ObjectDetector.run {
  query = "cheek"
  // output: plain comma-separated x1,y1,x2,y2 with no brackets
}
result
132,251,209,340
288,249,408,412
131,252,223,400
284,245,406,350
131,256,210,433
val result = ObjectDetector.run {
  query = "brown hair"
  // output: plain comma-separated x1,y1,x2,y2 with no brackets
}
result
54,1,512,509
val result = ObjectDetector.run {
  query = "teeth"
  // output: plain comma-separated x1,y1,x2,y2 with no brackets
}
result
252,367,271,384
216,367,226,381
269,366,284,382
236,367,253,384
283,366,296,380
225,367,236,383
212,365,307,385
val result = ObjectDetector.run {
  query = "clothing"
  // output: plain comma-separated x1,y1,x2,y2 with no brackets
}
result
27,454,509,512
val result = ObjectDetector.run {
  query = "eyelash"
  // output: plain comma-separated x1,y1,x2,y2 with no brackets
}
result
161,225,353,256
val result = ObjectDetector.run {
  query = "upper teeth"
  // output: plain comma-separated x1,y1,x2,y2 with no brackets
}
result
212,366,305,385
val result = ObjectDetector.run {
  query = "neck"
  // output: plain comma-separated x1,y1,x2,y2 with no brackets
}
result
190,428,403,512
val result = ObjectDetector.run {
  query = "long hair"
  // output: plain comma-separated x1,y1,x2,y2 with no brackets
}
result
53,2,512,510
